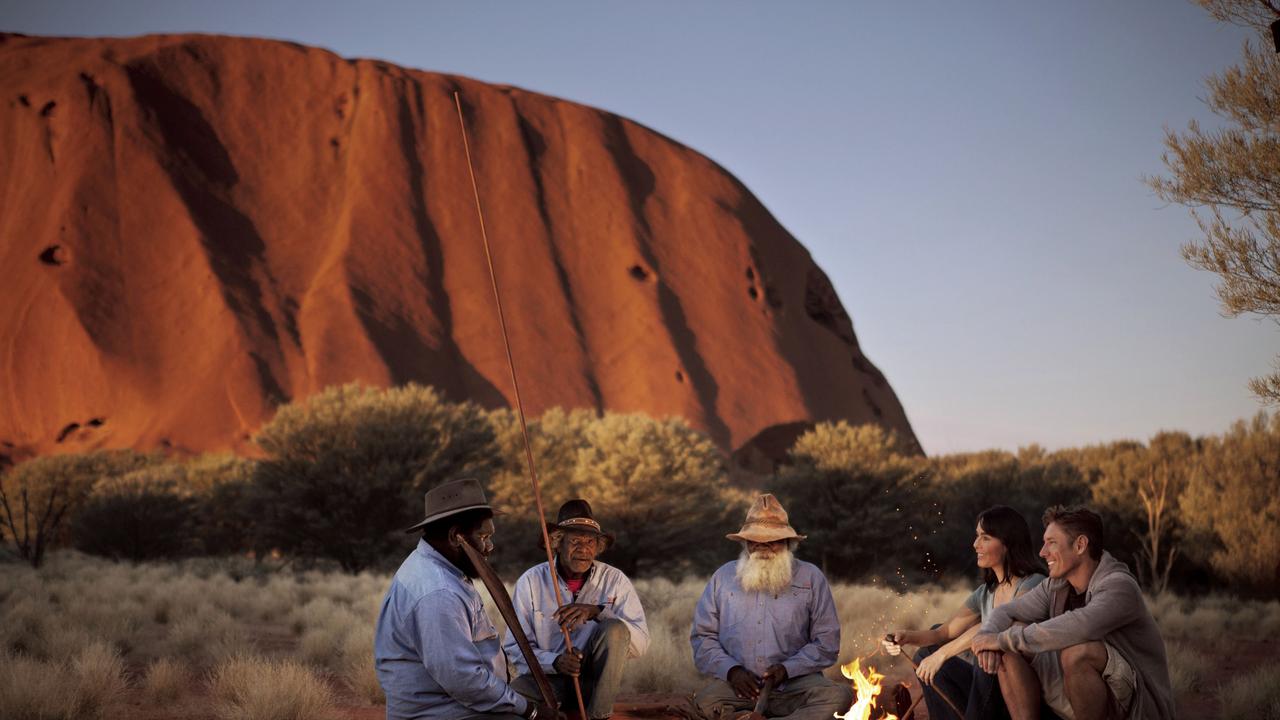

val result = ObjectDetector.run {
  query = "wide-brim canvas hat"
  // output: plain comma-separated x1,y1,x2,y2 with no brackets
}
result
543,498,616,548
726,493,806,543
404,479,499,533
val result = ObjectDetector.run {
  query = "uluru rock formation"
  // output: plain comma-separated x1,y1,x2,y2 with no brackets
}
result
0,32,916,466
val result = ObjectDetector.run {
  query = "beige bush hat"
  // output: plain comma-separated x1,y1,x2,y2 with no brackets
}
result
726,494,806,543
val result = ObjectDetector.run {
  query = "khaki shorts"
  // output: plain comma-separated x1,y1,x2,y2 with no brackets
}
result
1032,643,1135,720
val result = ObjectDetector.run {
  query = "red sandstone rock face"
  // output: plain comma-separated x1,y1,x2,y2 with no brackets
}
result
0,33,916,466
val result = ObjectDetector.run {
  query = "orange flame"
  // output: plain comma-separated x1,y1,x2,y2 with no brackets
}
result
834,658,897,720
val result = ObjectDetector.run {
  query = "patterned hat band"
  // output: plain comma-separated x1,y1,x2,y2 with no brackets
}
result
559,517,603,532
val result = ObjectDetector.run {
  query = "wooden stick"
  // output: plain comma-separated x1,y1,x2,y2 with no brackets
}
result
900,690,925,720
459,539,558,708
887,636,965,720
455,90,589,720
754,676,775,716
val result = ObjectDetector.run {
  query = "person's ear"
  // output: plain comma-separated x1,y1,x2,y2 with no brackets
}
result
448,526,463,549
1074,535,1088,556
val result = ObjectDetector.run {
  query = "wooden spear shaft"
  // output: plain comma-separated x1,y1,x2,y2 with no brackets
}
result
887,635,965,720
454,90,589,720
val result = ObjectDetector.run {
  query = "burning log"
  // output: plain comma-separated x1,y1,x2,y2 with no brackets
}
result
836,659,898,720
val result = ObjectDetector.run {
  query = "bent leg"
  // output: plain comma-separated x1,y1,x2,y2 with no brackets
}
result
581,618,632,719
768,673,853,720
1060,642,1110,720
694,678,754,718
912,645,953,720
998,651,1042,720
510,673,571,711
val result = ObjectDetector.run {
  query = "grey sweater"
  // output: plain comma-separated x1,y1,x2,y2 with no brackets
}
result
980,552,1174,720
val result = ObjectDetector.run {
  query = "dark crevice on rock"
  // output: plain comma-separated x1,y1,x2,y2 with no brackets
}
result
38,245,66,265
629,264,651,281
40,100,56,117
56,422,81,443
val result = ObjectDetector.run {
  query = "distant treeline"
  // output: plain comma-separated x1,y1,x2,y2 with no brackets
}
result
1,384,1276,595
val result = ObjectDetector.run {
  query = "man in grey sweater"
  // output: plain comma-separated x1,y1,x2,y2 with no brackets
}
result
972,506,1173,720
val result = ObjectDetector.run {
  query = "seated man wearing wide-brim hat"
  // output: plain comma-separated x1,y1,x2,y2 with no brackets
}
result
506,499,650,720
690,494,853,720
374,479,561,720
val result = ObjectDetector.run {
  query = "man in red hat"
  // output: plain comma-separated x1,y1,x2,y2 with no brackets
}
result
506,499,649,720
690,494,852,719
375,479,561,720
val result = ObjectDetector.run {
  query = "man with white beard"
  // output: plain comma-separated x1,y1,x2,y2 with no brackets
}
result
690,495,852,720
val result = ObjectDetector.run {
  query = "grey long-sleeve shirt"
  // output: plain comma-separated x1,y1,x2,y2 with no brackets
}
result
980,552,1174,720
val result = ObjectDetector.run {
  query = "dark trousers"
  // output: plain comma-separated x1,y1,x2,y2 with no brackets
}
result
913,645,1006,720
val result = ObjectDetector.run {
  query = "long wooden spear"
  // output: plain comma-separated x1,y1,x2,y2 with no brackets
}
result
454,90,590,720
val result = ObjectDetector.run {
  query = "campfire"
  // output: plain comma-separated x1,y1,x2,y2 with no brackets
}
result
835,659,898,720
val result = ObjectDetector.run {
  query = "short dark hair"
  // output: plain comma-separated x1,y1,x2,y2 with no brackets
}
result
977,505,1045,589
1042,505,1104,561
421,508,494,544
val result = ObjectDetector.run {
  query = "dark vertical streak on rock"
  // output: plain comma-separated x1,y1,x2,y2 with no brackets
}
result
602,113,732,447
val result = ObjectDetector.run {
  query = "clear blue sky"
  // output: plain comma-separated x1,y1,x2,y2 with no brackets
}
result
4,0,1275,454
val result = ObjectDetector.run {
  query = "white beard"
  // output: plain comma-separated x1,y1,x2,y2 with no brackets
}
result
736,546,794,594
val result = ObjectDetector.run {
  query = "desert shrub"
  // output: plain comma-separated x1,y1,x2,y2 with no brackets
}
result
187,454,257,555
0,450,159,567
488,408,744,576
1216,663,1280,720
68,642,128,717
0,642,126,720
0,650,71,719
340,628,384,704
920,448,1084,583
773,422,927,580
142,657,189,704
1165,641,1209,696
210,655,338,720
249,383,499,572
72,463,200,561
1179,414,1280,594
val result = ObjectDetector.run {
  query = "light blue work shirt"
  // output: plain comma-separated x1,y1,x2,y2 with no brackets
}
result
504,560,650,676
375,539,528,720
690,559,841,690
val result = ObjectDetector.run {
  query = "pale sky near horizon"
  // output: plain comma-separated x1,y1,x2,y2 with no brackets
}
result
4,0,1277,455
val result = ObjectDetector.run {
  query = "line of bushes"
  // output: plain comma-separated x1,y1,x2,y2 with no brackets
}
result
2,383,1276,594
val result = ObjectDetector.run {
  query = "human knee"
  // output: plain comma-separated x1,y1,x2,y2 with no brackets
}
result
1060,642,1106,677
694,679,737,709
597,618,631,646
824,681,854,709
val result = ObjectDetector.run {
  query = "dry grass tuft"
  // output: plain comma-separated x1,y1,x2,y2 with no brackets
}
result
0,650,71,720
1165,641,1209,696
142,657,190,704
210,654,339,720
68,641,128,717
1215,664,1280,720
0,642,126,720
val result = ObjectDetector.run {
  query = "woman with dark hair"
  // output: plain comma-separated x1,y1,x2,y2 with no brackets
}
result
883,505,1046,720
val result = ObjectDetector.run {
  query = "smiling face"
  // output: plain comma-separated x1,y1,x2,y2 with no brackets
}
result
973,521,1007,571
557,529,603,575
1040,521,1086,579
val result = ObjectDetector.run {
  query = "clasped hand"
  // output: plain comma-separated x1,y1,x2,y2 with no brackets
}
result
727,664,787,700
553,603,602,632
971,632,1003,673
